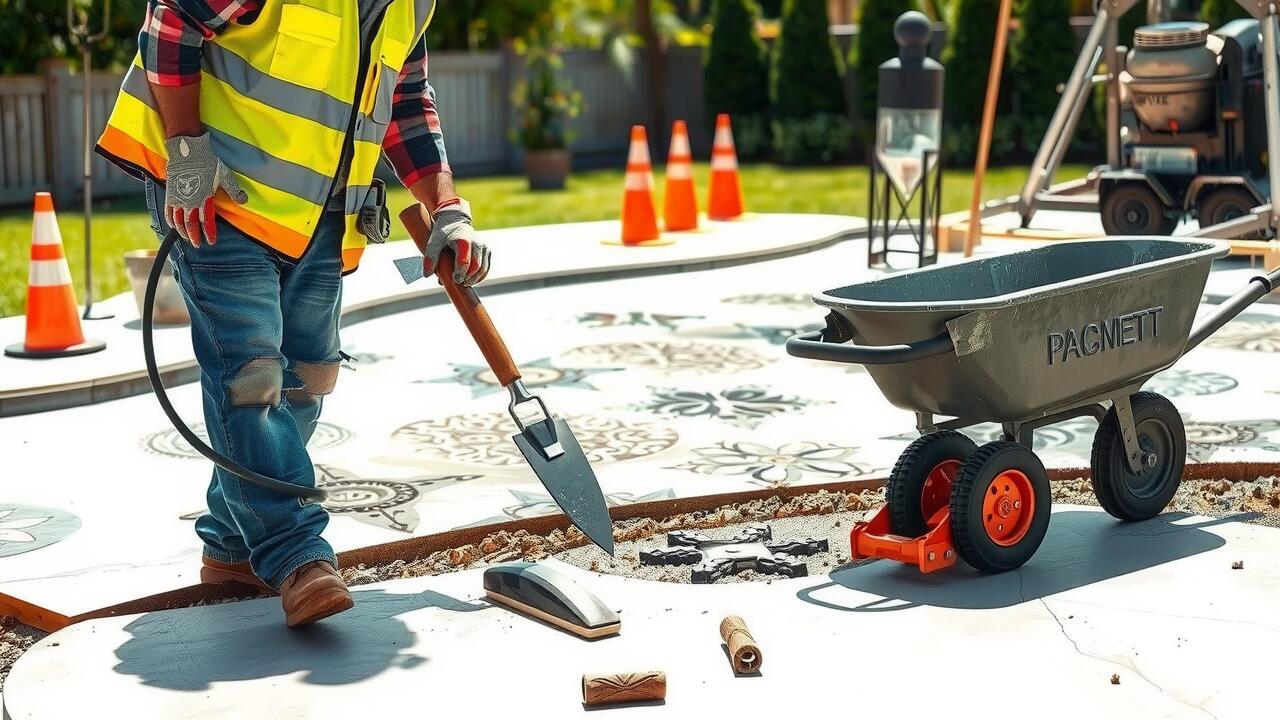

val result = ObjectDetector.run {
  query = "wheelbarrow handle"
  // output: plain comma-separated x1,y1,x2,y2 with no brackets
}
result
785,328,955,365
1186,266,1280,352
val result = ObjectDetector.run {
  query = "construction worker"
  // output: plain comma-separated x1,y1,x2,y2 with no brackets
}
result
97,0,489,626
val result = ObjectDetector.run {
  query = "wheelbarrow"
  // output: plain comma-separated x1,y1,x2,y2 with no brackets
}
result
786,238,1280,574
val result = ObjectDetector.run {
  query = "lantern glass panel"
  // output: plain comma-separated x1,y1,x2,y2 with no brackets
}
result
876,108,941,196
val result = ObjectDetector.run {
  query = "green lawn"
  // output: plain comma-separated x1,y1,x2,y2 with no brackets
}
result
0,163,1085,318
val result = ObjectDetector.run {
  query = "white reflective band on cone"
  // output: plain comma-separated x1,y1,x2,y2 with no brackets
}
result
711,154,738,171
714,126,735,148
625,171,653,191
29,259,73,287
627,141,651,165
670,134,691,157
31,213,63,246
667,163,692,180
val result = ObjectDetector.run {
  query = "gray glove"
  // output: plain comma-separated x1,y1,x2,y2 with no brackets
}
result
423,198,490,287
164,132,247,247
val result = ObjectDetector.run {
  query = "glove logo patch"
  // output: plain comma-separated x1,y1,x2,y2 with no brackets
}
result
174,173,201,201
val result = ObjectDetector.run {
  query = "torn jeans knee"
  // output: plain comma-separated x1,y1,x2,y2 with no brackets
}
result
283,360,340,405
229,358,285,408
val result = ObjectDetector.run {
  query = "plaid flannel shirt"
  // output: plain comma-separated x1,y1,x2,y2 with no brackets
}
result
139,0,449,187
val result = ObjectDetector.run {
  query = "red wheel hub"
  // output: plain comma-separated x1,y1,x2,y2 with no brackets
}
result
982,469,1035,547
920,459,960,524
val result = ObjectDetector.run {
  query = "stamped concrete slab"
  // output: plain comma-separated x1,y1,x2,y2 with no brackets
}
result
5,505,1275,719
6,233,1280,631
0,214,866,416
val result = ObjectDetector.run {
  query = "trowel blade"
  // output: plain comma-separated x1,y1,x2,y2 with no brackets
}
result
512,417,615,556
393,255,425,284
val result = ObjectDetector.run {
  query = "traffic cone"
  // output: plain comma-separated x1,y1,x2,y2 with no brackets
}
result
707,114,745,220
5,193,106,359
620,125,661,245
663,120,699,232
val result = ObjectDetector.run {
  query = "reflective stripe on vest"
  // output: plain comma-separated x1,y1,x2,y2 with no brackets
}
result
97,0,435,273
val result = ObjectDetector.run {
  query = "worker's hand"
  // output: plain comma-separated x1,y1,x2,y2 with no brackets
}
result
163,133,247,248
424,199,490,286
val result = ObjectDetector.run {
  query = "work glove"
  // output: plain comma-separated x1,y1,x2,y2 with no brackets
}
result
164,132,248,247
423,198,490,287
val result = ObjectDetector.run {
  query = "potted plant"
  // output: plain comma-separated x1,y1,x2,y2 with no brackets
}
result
512,42,583,190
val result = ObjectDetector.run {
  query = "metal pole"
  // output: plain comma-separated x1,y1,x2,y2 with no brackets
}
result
1261,10,1280,231
70,0,113,321
1044,47,1102,182
1017,8,1111,226
1146,0,1168,25
964,0,1014,257
1104,14,1122,170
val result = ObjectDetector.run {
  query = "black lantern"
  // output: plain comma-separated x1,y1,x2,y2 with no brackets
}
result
868,11,944,268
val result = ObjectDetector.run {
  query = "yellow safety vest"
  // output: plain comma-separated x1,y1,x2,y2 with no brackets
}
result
97,0,435,272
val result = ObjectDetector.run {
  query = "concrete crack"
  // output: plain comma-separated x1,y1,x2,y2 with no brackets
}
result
1039,599,1218,720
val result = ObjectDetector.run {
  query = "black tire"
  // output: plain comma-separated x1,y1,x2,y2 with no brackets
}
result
950,441,1052,573
1198,186,1263,238
1090,391,1186,521
1101,183,1178,236
887,430,978,537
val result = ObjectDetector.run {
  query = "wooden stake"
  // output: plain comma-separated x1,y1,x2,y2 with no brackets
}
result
964,0,1014,257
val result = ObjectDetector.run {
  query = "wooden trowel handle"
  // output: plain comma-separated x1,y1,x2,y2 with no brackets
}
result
400,203,521,386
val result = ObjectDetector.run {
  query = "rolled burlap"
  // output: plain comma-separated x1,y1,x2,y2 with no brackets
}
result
581,671,667,706
719,615,763,673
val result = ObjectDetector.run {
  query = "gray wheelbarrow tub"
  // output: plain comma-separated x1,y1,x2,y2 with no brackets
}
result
785,238,1270,422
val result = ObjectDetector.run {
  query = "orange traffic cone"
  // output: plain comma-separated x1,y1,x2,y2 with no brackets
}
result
620,125,661,245
707,114,745,220
663,120,698,232
5,193,105,359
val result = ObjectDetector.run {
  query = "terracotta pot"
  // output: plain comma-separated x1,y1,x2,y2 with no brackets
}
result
523,148,570,191
124,249,190,326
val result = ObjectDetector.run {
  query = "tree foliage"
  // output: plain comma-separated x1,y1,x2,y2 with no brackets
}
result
1199,0,1250,29
704,0,770,120
1011,0,1075,125
942,0,1003,130
771,0,846,118
852,0,917,124
0,0,147,73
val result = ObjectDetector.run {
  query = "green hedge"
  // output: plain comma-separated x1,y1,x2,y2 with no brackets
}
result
705,0,773,158
1011,0,1077,154
770,0,853,163
852,0,918,126
1200,0,1251,28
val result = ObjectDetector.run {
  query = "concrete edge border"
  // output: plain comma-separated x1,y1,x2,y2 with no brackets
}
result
5,459,1275,633
0,224,867,418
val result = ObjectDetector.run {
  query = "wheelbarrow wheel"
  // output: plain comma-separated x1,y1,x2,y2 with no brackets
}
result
950,441,1052,573
1090,391,1186,521
887,431,978,536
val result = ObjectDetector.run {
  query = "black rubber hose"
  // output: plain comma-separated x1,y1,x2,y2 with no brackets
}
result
142,229,327,502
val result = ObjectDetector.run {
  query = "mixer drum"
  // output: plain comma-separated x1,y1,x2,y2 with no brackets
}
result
1124,22,1218,134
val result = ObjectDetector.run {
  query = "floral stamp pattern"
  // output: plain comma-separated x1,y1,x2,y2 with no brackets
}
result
1145,370,1239,397
672,441,878,488
141,422,352,459
575,312,703,330
1202,315,1280,353
1184,419,1280,462
564,341,772,375
635,386,823,429
721,293,813,309
420,357,622,398
314,465,482,533
736,323,824,346
0,505,81,558
392,413,679,467
459,487,677,527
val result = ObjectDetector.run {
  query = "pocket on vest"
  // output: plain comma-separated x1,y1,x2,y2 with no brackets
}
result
270,5,341,92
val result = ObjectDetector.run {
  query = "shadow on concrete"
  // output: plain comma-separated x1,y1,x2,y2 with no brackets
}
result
797,510,1256,612
112,588,490,690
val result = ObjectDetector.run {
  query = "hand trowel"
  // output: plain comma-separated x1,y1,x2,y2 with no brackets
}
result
396,204,614,555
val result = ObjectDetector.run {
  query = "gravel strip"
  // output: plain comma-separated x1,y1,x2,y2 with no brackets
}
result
1,617,47,690
344,476,1280,587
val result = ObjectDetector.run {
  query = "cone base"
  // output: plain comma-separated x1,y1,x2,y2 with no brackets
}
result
5,338,107,359
601,236,677,247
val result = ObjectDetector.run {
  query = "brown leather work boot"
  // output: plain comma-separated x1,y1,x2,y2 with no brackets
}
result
279,561,354,627
201,556,272,593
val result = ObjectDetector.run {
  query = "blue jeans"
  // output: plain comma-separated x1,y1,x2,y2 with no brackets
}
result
146,180,341,588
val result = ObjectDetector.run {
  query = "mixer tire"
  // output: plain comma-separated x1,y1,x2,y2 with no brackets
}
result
1198,186,1263,238
1101,184,1178,236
